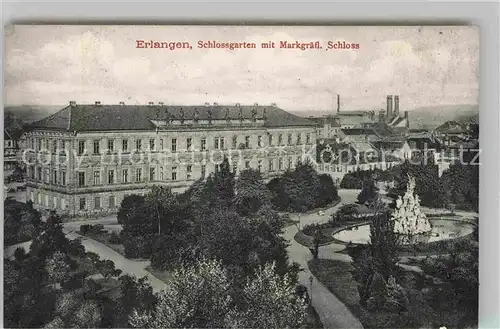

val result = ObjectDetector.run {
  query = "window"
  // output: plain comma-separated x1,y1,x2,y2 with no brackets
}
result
122,169,129,183
95,197,101,210
279,158,283,170
220,137,225,149
108,139,115,152
160,167,164,180
306,133,311,144
232,163,238,173
61,198,66,210
78,172,85,187
122,139,128,152
37,167,42,181
79,198,86,210
201,165,206,178
30,166,35,179
214,137,220,149
160,139,164,150
61,171,66,185
108,170,114,184
93,171,100,185
136,168,142,182
53,196,57,209
172,166,177,181
278,134,283,145
288,157,293,169
257,136,262,147
78,141,85,155
150,167,155,181
245,161,250,169
171,138,177,152
232,136,237,148
288,134,292,145
93,140,100,154
245,136,250,148
269,160,274,171
44,169,49,183
136,139,142,151
186,165,192,180
268,135,273,146
36,138,42,151
51,140,57,154
215,164,220,172
109,196,115,209
187,138,192,150
297,133,302,144
201,138,206,151
150,139,155,151
258,160,262,172
52,170,57,184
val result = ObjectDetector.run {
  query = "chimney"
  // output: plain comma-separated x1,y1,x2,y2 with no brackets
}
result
404,111,409,128
119,101,125,105
337,94,340,113
95,101,101,106
148,102,154,106
378,110,385,123
394,95,400,117
69,101,76,107
386,95,393,118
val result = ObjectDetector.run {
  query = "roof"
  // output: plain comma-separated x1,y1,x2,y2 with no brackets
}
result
27,103,318,131
434,121,467,134
4,129,13,140
308,115,342,127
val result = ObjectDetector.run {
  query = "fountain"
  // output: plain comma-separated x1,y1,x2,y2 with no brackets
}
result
332,176,477,246
391,176,432,236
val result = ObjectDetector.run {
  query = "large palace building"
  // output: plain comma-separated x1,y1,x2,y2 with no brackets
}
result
22,101,318,217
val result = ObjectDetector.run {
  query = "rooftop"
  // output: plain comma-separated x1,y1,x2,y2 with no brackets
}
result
27,102,319,132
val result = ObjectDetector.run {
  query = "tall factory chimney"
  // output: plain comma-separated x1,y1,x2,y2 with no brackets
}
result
404,111,409,128
394,95,400,117
337,94,340,113
386,95,393,118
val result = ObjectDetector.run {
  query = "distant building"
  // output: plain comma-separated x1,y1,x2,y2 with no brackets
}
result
434,121,469,146
381,95,410,128
4,129,19,171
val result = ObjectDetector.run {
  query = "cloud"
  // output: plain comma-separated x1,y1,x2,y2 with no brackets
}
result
4,26,479,112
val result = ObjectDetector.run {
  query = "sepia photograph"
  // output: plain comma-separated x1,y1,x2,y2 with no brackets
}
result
3,25,479,329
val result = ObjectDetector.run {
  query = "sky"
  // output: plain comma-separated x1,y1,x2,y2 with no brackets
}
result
4,25,479,113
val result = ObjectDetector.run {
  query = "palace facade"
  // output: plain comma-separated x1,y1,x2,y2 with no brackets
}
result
22,101,318,217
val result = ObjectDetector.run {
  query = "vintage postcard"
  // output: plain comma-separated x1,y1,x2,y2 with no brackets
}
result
4,25,479,329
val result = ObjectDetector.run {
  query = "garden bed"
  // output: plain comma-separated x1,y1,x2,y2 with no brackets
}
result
308,258,476,329
78,230,126,257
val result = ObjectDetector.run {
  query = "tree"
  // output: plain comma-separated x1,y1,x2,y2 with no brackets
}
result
97,259,123,280
317,174,339,207
45,251,71,288
145,185,179,235
357,179,379,205
129,259,234,328
229,262,308,329
234,169,270,216
114,275,158,327
118,194,152,233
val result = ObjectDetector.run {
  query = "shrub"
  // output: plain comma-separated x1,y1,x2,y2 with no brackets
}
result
108,232,122,244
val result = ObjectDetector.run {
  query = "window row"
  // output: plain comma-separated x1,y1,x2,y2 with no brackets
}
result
29,167,67,186
29,132,313,155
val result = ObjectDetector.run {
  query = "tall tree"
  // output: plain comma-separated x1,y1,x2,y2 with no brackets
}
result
234,169,270,216
230,262,308,329
129,259,234,328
